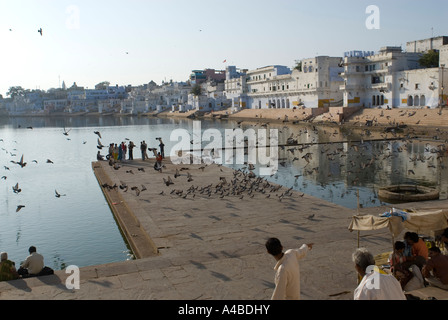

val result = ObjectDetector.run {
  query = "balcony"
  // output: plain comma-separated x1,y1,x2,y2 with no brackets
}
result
370,82,391,91
340,83,365,91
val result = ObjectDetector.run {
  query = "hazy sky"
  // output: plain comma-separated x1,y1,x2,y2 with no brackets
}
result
0,0,447,97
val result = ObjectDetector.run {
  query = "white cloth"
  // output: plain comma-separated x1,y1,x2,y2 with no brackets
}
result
21,252,44,275
271,244,309,300
354,267,406,300
404,265,425,292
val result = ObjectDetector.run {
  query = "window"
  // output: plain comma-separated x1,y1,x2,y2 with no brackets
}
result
415,83,419,89
356,66,360,72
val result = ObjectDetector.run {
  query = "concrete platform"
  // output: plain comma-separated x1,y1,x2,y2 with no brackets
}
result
1,157,446,300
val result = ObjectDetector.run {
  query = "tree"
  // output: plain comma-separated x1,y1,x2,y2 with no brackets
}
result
294,60,302,72
419,50,439,68
95,81,110,90
191,84,202,96
6,86,26,99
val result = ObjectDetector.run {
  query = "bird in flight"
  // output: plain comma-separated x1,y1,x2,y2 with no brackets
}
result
12,182,21,193
97,138,105,149
11,154,26,168
16,205,25,212
94,131,101,139
163,176,174,186
55,190,66,198
63,127,71,136
38,28,42,36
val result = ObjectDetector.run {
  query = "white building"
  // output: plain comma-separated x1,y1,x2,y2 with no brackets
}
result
224,66,248,112
245,57,344,110
406,36,448,53
341,39,448,109
340,47,423,108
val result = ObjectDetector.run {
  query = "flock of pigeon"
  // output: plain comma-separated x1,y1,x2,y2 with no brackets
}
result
1,147,60,212
1,126,104,213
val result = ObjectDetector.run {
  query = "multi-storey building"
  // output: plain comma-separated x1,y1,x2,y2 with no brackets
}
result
341,37,448,109
190,69,226,85
224,66,248,111
244,57,344,110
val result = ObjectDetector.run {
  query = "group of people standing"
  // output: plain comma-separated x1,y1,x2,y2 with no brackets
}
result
100,138,165,163
108,141,131,161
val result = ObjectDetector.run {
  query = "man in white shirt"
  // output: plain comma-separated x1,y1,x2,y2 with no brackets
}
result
265,237,313,300
353,247,406,300
19,246,44,277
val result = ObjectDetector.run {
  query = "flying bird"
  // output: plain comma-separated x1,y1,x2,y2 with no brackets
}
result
63,127,71,136
97,138,105,149
131,186,140,196
17,154,26,168
38,28,42,36
55,190,66,198
12,183,21,193
11,154,26,168
16,205,25,212
163,176,174,186
94,131,102,139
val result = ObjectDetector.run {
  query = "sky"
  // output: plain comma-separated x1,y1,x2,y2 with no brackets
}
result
0,0,447,97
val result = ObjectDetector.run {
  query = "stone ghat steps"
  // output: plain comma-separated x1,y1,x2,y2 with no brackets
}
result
344,108,448,129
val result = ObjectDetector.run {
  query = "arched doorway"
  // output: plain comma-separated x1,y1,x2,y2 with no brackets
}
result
408,96,413,107
414,95,420,107
420,95,426,106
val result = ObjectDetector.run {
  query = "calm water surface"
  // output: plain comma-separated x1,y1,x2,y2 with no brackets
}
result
1,115,446,270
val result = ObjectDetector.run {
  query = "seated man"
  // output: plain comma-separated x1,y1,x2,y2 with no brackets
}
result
353,248,406,300
404,232,428,269
97,151,105,161
422,246,448,290
18,246,44,278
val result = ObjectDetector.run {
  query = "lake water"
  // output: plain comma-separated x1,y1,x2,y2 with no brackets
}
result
1,115,446,270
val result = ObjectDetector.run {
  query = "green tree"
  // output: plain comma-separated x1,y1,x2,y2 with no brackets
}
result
294,60,302,72
6,86,26,99
95,81,110,90
191,84,202,96
419,50,439,68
